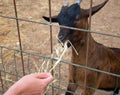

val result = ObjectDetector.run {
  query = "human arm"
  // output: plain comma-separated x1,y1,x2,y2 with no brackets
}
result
3,73,53,95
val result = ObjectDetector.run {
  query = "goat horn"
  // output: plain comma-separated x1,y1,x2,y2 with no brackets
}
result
64,0,69,6
76,0,82,5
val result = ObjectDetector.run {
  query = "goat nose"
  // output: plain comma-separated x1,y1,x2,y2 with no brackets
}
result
58,35,63,40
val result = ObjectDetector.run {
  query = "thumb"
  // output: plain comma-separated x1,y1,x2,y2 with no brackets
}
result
42,74,54,85
30,73,51,79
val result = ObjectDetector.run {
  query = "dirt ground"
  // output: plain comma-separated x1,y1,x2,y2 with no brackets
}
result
0,0,120,95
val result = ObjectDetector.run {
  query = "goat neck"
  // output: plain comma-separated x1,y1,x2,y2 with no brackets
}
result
70,18,96,64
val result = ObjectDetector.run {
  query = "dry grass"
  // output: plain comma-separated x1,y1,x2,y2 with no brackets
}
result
0,0,120,94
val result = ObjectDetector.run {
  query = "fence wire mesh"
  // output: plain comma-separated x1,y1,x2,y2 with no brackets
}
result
0,0,120,95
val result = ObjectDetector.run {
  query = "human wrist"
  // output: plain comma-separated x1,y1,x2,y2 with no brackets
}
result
4,84,21,95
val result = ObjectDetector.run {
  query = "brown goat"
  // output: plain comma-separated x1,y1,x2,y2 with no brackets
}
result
43,0,120,95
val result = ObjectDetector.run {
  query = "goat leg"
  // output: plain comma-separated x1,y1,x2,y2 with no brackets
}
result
80,88,94,95
65,65,78,95
66,83,78,95
113,87,119,95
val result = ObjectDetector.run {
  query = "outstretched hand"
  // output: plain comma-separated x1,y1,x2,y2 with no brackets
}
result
4,73,53,95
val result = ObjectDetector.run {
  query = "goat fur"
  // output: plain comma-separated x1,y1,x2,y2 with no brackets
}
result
43,0,120,94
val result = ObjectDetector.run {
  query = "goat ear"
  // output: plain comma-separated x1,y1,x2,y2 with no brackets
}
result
42,16,58,22
83,0,108,17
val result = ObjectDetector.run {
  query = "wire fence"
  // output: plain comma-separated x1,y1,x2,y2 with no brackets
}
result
0,0,120,95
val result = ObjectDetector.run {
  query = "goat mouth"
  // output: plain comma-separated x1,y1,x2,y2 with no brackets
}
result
57,37,68,47
58,37,72,48
58,38,66,47
58,35,68,42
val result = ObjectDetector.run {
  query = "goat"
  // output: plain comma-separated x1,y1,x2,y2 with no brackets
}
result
43,0,120,95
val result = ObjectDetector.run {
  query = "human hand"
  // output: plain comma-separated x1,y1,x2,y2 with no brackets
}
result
4,73,53,95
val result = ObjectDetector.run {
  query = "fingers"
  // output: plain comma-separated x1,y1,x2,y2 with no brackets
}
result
30,73,54,85
30,73,53,80
42,74,54,85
